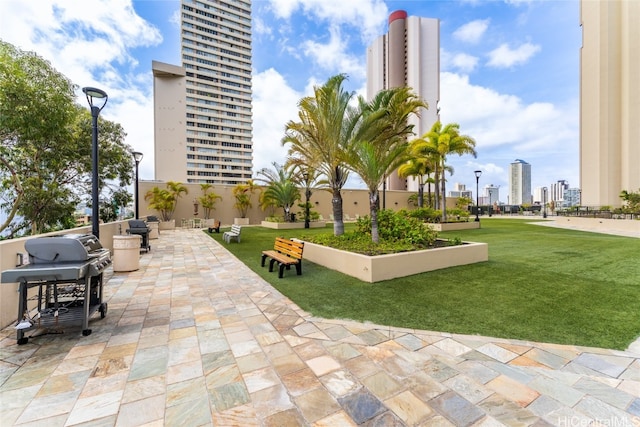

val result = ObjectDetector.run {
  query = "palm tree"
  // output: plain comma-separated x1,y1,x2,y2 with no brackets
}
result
256,162,300,221
397,155,435,208
198,183,222,220
144,181,188,222
412,122,476,222
344,86,427,243
283,74,357,236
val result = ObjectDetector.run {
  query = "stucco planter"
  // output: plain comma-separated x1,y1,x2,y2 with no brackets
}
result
427,221,480,232
261,221,327,230
302,240,488,283
158,219,175,230
234,217,250,225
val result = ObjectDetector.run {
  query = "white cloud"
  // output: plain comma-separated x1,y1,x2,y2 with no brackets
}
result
487,42,540,68
439,72,578,194
251,68,304,176
268,0,388,42
301,26,366,80
451,53,480,73
453,19,490,44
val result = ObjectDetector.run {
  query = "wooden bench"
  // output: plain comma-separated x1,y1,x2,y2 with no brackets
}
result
261,237,304,278
223,224,242,243
208,219,221,233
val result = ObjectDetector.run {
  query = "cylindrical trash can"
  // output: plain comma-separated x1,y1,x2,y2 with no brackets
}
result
148,221,159,239
113,235,141,272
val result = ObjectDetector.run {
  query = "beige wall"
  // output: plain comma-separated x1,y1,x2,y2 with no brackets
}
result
139,180,459,227
580,0,640,207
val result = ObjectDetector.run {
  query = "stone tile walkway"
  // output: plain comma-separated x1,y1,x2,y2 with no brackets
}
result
0,228,639,426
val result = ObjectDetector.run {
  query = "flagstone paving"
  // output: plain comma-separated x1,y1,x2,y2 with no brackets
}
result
0,228,639,426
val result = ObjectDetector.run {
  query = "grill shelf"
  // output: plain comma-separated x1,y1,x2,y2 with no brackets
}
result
13,275,107,344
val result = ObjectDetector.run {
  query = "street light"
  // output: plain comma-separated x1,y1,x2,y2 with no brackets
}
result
82,87,108,239
303,172,310,229
474,170,482,222
542,187,548,218
132,151,143,219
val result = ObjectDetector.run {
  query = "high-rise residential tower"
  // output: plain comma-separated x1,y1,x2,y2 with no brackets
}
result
154,0,253,184
509,159,532,205
367,10,439,191
580,0,639,207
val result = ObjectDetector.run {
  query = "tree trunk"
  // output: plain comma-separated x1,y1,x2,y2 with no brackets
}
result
370,191,379,243
418,184,424,208
332,189,344,236
441,160,447,222
434,165,441,210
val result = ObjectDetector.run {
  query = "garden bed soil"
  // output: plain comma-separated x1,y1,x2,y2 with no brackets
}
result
261,221,327,229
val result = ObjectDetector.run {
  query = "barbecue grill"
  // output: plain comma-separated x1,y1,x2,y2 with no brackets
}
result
127,219,151,252
1,234,111,344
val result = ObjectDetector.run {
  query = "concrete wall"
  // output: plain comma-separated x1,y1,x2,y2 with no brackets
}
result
138,181,455,227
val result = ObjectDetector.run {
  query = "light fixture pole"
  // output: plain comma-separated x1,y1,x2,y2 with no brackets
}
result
83,87,108,239
132,151,143,219
474,170,482,222
543,187,548,218
303,172,310,229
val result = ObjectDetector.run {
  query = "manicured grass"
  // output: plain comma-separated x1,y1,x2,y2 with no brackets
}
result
207,219,640,349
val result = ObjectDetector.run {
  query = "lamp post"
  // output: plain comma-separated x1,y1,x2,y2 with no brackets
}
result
542,187,548,218
82,87,108,239
303,172,310,229
132,151,143,219
474,170,482,222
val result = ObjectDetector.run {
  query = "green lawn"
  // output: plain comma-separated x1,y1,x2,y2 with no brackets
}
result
207,219,640,350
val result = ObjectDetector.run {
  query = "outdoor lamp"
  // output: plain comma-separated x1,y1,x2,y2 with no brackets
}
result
132,151,143,219
474,170,482,222
83,86,108,239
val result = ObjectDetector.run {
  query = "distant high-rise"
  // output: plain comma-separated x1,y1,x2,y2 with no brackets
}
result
509,159,532,205
154,0,253,184
580,0,639,207
367,10,439,191
550,180,569,203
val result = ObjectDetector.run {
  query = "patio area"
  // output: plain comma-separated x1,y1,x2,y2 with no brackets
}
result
0,228,639,426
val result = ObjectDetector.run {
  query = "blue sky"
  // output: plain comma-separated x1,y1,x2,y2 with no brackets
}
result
0,0,581,202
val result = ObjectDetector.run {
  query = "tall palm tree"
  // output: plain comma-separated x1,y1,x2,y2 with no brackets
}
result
344,86,427,243
282,74,357,236
412,122,476,221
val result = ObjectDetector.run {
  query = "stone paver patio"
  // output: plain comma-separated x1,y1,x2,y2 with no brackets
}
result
0,228,639,426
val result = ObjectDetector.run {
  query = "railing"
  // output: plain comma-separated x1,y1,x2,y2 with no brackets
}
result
556,208,640,220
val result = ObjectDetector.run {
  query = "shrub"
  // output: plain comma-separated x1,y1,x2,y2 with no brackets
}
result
355,209,438,246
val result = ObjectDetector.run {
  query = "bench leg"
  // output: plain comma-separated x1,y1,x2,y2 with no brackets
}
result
269,258,277,272
295,262,302,276
278,263,286,278
261,254,268,267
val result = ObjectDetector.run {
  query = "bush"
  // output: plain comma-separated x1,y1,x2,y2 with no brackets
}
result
355,209,438,246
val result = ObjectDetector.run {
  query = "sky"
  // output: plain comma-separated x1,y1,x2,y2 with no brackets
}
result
0,0,582,203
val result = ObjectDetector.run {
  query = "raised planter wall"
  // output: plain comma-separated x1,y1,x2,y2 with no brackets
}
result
302,240,489,283
261,221,327,230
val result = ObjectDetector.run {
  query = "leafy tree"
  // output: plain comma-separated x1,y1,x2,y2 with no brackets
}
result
344,86,426,243
456,196,473,210
256,162,300,221
198,184,222,220
411,122,476,222
398,154,435,208
620,189,640,212
144,181,188,221
0,40,134,236
283,74,355,236
232,179,258,218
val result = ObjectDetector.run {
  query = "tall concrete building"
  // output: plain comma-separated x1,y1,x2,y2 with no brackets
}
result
154,0,253,185
367,10,439,191
509,159,532,205
580,0,639,207
550,180,569,203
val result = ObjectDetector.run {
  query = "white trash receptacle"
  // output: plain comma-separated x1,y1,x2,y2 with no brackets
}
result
113,235,141,272
148,221,159,239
